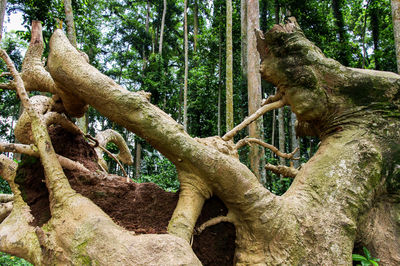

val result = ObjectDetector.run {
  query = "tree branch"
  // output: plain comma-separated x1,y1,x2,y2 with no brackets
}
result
0,142,90,173
195,215,234,235
222,100,285,141
265,163,299,178
236,137,299,160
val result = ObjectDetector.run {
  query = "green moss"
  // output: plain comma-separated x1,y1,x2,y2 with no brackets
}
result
92,191,106,198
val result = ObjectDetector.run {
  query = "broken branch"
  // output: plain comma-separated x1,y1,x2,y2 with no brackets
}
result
265,163,299,178
222,100,285,141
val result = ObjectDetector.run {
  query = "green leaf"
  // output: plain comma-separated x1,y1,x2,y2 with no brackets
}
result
369,260,379,266
363,247,371,259
361,261,371,266
352,254,367,261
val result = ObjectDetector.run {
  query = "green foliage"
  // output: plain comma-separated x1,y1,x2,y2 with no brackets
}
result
0,252,32,266
352,247,380,266
138,154,179,192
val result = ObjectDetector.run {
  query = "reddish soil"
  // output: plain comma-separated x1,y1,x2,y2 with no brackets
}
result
16,126,235,265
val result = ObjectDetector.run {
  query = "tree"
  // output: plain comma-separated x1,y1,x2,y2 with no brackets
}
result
392,0,400,72
247,0,265,182
226,0,233,131
183,0,188,131
0,7,400,266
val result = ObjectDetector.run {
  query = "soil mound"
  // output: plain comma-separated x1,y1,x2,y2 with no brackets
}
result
16,126,235,265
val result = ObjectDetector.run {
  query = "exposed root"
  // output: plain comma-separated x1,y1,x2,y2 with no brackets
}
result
222,100,285,141
195,215,234,235
265,163,299,178
0,194,13,203
236,137,299,160
0,142,90,172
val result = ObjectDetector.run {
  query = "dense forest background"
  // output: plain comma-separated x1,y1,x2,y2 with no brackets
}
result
0,0,397,263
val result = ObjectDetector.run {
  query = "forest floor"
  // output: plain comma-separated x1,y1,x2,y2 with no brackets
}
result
17,126,235,265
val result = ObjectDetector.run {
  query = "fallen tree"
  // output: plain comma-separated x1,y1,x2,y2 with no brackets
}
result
0,17,399,265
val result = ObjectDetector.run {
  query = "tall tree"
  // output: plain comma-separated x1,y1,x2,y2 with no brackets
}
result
0,0,7,41
226,0,233,131
370,0,381,70
158,0,166,55
183,0,188,131
193,0,198,53
392,0,400,73
332,0,351,66
64,0,88,133
247,0,265,181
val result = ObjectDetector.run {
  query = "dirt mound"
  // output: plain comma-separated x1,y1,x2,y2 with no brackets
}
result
16,126,235,265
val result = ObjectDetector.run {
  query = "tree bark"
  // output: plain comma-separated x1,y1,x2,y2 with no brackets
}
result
290,112,299,168
226,0,234,131
0,0,7,41
183,0,188,131
247,0,265,182
278,107,285,165
370,0,380,70
194,0,198,53
158,0,166,55
392,0,400,73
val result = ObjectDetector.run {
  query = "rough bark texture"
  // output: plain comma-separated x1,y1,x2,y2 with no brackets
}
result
247,0,265,182
0,18,399,265
226,0,234,131
393,0,400,73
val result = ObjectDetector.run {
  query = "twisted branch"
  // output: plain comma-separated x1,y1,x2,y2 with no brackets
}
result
222,100,285,141
265,164,299,178
236,137,299,160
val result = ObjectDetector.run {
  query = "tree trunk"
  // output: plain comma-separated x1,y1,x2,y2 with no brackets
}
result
64,0,88,133
218,27,222,136
370,0,380,70
0,0,7,41
392,0,400,73
226,0,234,131
135,139,141,179
247,0,265,182
241,0,247,79
278,107,285,165
290,112,299,168
194,0,198,53
183,0,188,132
159,0,166,55
332,0,350,66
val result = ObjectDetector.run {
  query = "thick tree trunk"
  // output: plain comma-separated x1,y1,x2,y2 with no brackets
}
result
226,0,234,131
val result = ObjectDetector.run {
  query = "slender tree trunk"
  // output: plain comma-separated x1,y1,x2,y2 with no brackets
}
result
159,0,166,55
274,0,280,24
183,0,188,131
0,0,7,41
271,88,276,148
290,112,299,168
370,0,380,70
194,0,198,53
218,28,222,136
392,0,400,73
361,3,368,69
135,139,141,179
241,0,247,79
247,0,265,182
226,0,234,131
332,0,350,66
278,107,285,165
